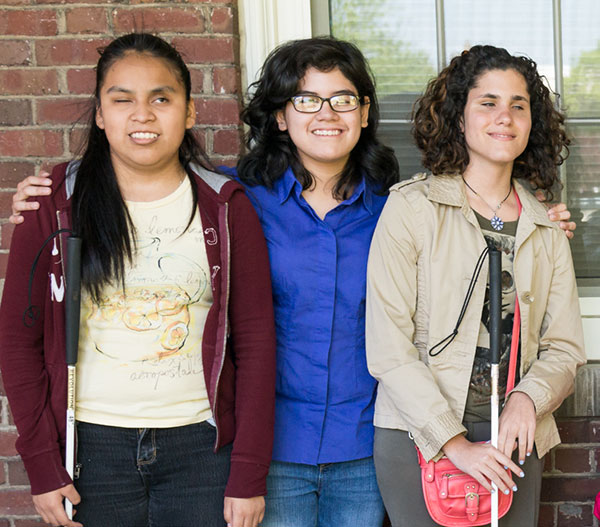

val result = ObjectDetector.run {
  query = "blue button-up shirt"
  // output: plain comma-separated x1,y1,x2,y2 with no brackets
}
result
224,166,387,465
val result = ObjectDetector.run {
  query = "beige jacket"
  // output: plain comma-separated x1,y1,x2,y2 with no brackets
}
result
366,174,586,462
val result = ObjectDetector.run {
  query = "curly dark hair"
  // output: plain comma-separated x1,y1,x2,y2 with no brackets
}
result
237,37,399,198
412,45,569,195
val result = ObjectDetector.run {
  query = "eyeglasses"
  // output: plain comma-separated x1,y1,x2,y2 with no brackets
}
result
289,94,361,113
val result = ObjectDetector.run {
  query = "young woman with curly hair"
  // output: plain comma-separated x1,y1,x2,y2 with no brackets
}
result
366,45,585,526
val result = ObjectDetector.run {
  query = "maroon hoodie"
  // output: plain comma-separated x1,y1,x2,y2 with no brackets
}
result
0,162,276,498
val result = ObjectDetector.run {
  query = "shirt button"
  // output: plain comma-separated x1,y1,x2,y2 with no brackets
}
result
521,291,534,304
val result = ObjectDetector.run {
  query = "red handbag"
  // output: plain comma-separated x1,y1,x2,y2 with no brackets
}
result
416,302,519,526
417,447,513,526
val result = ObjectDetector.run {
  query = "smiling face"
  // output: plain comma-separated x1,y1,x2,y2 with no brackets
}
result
95,52,196,178
275,67,369,177
462,68,532,173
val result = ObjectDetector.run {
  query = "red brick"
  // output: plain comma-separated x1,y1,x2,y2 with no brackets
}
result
0,162,35,187
112,7,205,33
190,128,206,152
1,224,15,251
541,475,600,502
7,460,29,486
173,37,235,63
194,98,239,125
0,193,14,218
0,69,58,96
213,66,239,94
538,503,555,526
6,401,14,426
0,10,57,36
0,489,36,516
37,98,90,125
0,0,32,5
0,429,18,456
217,156,237,168
36,38,110,66
14,521,45,527
36,0,117,3
2,40,32,66
190,69,205,94
211,7,234,33
68,128,87,155
66,7,108,34
554,447,592,473
557,418,600,443
0,100,32,126
66,68,97,95
0,130,63,157
544,451,553,472
557,502,593,526
213,128,241,155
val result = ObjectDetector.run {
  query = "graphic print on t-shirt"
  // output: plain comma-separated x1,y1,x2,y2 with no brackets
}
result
76,179,213,427
464,216,517,422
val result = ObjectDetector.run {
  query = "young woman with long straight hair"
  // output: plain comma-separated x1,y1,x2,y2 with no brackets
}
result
0,33,276,527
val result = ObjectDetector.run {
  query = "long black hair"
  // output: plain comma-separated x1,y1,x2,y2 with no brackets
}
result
238,36,399,198
72,33,212,302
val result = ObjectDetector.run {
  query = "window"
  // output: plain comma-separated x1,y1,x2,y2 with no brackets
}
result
330,0,600,281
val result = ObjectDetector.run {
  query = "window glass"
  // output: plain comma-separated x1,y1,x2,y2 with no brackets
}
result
330,0,600,280
444,0,554,80
330,0,436,177
562,1,600,118
562,1,600,279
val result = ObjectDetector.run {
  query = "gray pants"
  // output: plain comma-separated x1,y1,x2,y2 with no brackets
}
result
374,425,543,527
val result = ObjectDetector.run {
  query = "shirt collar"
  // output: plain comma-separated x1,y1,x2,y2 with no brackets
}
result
275,166,374,214
276,167,300,204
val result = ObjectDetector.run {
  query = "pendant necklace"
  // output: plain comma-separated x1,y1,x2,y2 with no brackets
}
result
462,176,512,231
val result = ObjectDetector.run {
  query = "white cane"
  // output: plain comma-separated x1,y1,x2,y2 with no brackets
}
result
64,236,82,520
488,246,502,527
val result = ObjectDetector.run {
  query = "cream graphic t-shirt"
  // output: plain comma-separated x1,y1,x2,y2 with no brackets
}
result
76,178,213,427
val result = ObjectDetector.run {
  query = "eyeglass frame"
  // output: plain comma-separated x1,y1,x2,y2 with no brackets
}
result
288,93,366,113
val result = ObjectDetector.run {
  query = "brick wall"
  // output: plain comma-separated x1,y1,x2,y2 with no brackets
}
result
540,418,600,527
0,1,242,524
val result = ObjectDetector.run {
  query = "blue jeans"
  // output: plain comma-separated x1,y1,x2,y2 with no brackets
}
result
74,421,231,527
262,457,385,527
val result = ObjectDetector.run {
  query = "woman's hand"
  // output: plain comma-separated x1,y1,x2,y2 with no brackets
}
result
223,496,265,527
31,484,82,527
9,172,52,224
441,435,523,495
498,391,537,465
536,191,576,239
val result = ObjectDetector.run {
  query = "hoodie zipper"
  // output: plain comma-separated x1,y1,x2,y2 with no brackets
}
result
213,202,230,450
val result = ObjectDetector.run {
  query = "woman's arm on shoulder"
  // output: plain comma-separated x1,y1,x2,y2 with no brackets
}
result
9,172,53,224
